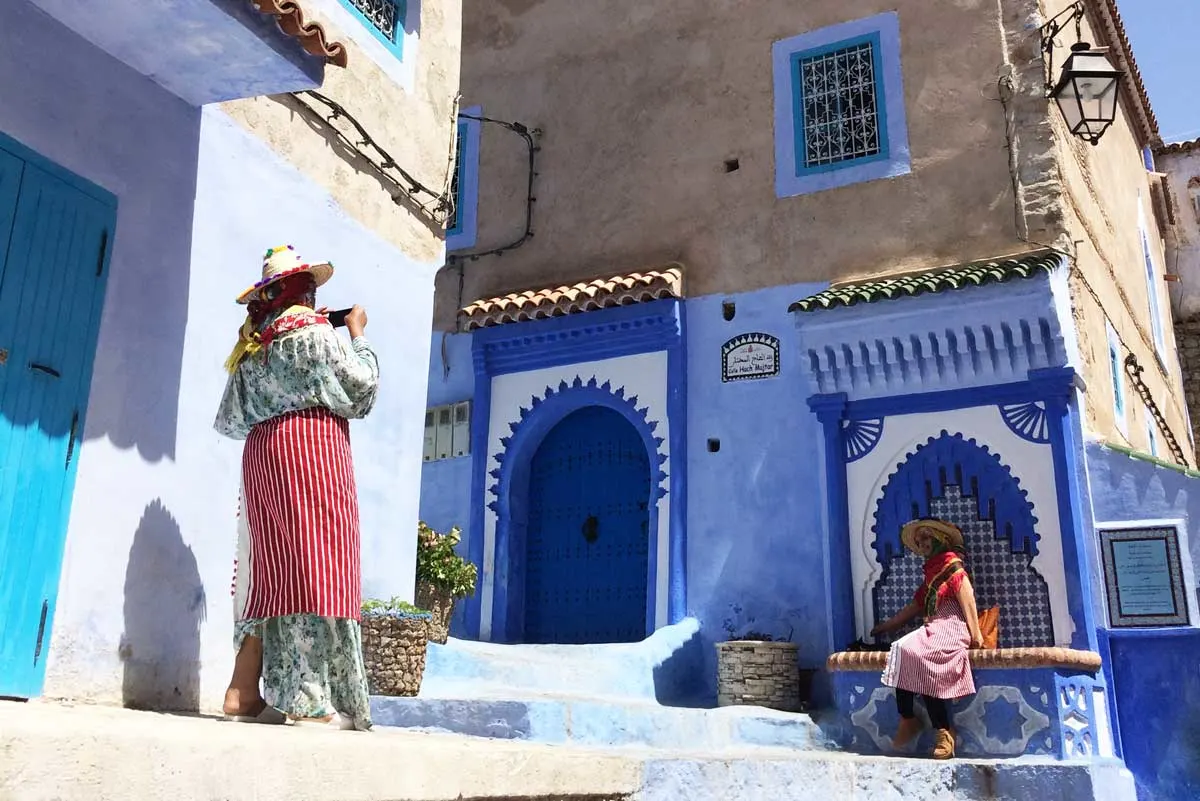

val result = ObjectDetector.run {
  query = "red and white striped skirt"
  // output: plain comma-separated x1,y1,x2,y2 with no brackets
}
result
881,597,976,700
237,406,362,621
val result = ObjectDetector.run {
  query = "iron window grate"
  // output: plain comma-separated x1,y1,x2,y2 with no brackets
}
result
347,0,402,42
798,41,881,168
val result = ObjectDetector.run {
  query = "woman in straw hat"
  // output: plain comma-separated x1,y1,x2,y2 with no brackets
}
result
869,518,983,759
216,245,378,731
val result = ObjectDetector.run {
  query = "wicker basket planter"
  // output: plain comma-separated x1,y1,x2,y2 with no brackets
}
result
361,611,431,697
415,580,456,645
716,640,801,712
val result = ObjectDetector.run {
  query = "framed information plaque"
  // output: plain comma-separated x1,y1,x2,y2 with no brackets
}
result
1098,523,1190,628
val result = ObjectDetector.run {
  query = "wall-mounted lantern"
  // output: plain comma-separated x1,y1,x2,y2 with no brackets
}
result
1040,2,1125,146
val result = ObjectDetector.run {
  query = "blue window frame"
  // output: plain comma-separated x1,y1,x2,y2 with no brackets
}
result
773,12,910,198
335,0,408,59
448,106,481,252
1107,321,1126,430
1139,207,1167,358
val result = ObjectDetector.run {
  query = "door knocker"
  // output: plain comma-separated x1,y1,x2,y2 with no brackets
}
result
581,515,599,544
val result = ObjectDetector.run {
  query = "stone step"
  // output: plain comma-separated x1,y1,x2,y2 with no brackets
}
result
421,618,705,704
1,700,1137,801
371,692,827,751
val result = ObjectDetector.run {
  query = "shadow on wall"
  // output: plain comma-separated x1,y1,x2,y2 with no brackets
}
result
120,499,206,711
80,111,201,464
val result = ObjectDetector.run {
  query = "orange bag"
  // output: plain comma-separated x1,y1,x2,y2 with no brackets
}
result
975,605,1000,649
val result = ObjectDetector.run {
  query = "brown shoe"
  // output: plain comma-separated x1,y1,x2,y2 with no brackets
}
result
932,728,955,759
893,716,923,749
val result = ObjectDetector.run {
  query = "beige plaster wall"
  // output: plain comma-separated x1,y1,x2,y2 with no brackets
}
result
438,0,1029,327
1040,3,1191,463
1158,147,1200,320
221,0,462,266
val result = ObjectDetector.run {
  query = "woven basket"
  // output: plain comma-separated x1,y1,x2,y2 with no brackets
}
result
415,580,456,645
361,613,431,697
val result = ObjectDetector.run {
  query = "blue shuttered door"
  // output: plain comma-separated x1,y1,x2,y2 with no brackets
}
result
0,144,114,698
525,405,651,644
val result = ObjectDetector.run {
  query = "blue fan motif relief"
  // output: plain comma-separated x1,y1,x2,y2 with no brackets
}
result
843,418,884,463
999,402,1050,444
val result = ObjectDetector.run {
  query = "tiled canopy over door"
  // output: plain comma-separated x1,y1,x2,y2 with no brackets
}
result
0,139,115,698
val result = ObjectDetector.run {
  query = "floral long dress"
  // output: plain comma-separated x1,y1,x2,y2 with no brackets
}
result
217,306,379,729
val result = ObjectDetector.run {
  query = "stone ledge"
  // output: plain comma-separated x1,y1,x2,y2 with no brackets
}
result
826,647,1102,672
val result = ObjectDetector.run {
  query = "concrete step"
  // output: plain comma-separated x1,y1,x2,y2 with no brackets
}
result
421,618,705,704
371,692,827,751
0,700,1137,801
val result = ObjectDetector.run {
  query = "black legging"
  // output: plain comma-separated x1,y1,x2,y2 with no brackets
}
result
896,689,951,730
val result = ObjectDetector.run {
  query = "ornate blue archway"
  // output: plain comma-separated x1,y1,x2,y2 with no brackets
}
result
488,376,669,642
871,431,1053,647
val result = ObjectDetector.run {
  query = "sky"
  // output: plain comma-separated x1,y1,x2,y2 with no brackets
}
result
1117,0,1200,143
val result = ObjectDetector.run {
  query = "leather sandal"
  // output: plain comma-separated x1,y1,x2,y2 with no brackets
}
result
932,728,955,759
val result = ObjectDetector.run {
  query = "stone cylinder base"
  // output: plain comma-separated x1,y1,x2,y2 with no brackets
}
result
716,640,801,712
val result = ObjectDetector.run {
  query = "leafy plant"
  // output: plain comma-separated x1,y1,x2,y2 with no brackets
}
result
361,596,430,618
416,521,478,599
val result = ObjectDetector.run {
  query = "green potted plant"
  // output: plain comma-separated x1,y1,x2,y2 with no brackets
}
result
360,597,432,697
415,522,477,644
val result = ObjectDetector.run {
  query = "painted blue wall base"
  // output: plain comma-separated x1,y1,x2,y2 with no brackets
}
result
637,756,1135,801
826,665,1105,760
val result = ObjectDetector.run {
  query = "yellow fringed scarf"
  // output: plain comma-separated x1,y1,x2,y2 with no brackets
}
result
224,304,312,374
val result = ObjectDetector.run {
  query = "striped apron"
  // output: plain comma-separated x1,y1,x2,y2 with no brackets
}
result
235,406,362,621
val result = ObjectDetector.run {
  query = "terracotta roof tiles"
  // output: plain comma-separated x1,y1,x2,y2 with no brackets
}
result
249,0,349,68
460,265,683,331
1088,0,1158,146
1156,137,1200,157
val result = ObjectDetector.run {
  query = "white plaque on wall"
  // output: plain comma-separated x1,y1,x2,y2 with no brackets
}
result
721,333,780,382
1099,524,1190,628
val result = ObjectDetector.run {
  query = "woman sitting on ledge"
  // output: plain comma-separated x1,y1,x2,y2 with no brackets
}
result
869,518,983,760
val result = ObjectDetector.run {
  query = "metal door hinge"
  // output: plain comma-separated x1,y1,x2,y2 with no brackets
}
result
33,600,48,664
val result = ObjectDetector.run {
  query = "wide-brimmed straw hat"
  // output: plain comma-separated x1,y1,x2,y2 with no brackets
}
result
900,518,965,554
236,245,333,304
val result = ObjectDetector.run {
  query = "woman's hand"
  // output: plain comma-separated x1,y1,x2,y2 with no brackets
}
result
869,623,887,637
970,631,985,649
345,305,368,339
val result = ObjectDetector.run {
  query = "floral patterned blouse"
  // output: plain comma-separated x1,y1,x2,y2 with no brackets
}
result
214,316,379,440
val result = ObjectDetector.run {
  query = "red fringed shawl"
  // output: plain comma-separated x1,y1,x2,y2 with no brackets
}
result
912,551,968,618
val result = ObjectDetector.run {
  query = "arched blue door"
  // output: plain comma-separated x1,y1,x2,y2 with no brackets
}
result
525,405,650,644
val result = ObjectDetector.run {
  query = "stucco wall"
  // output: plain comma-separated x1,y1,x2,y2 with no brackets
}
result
1158,146,1200,320
438,0,1029,328
221,0,461,266
1035,3,1190,463
37,100,436,709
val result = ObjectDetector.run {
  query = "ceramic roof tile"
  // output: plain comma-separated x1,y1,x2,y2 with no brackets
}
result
249,0,349,68
1088,0,1158,146
787,252,1061,313
1156,137,1200,156
460,265,683,330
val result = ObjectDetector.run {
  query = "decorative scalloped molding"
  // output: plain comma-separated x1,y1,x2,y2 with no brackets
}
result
999,401,1051,444
487,375,669,514
871,431,1041,565
843,418,884,462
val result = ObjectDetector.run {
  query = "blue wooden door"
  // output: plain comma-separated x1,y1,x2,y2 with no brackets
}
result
0,141,115,698
524,405,651,644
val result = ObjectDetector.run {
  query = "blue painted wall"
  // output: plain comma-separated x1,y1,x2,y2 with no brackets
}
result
684,283,829,703
421,331,475,635
421,283,831,698
1085,442,1200,799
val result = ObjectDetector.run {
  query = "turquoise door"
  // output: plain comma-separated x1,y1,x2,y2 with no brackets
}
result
0,135,115,698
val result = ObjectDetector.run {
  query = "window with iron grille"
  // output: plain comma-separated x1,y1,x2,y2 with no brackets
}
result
792,37,883,171
336,0,408,57
772,13,910,198
448,108,481,252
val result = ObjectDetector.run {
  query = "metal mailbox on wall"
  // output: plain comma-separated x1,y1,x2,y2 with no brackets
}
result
424,401,472,462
